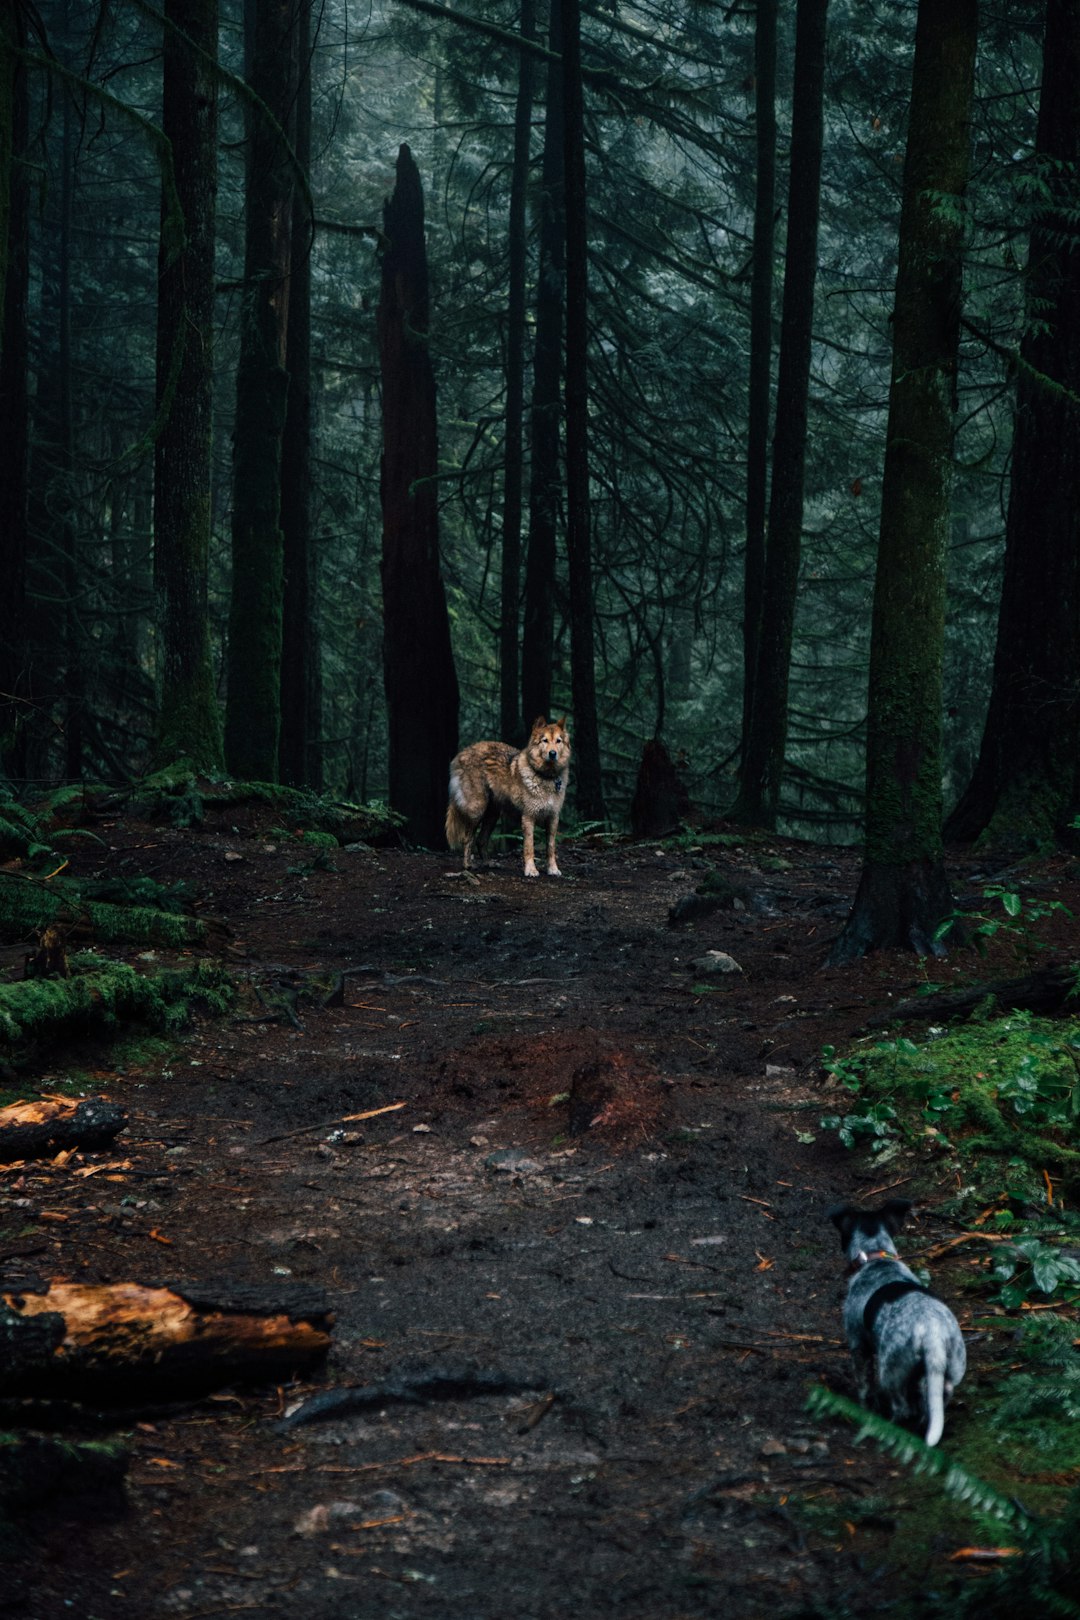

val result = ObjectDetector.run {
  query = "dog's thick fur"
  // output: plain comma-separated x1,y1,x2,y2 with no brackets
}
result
446,716,571,878
828,1199,966,1447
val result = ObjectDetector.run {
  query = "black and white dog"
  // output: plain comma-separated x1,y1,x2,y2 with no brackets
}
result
828,1199,966,1447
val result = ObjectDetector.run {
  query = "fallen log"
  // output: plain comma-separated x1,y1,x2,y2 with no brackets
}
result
0,1281,333,1397
0,1096,127,1164
865,961,1080,1029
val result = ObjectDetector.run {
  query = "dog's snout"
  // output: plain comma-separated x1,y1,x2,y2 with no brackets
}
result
548,749,558,762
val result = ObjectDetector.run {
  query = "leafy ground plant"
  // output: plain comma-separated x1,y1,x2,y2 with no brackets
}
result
819,1013,1080,1177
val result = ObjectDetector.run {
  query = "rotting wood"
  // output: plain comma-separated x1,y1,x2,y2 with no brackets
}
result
0,1281,333,1396
0,1096,127,1164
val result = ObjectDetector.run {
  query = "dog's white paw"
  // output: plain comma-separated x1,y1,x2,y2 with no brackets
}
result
547,864,562,877
523,862,540,878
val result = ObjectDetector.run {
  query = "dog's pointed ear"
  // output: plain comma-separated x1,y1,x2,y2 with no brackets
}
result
531,715,547,732
880,1198,913,1234
827,1202,856,1248
556,715,568,732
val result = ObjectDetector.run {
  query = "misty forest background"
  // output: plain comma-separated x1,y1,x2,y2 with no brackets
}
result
0,0,1077,956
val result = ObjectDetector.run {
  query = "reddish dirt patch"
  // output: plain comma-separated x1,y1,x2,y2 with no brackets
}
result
3,822,1075,1618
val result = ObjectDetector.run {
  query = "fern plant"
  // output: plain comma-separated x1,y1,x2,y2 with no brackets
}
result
806,1386,1080,1618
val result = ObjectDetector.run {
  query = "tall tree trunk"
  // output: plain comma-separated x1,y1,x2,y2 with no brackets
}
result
279,0,318,789
832,0,977,962
58,87,80,781
740,0,778,772
730,0,827,829
378,144,459,847
0,4,29,781
153,0,224,774
224,0,299,781
498,0,536,747
560,0,604,822
521,0,564,731
944,0,1080,853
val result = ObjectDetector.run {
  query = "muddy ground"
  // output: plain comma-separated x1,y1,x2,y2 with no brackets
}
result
3,816,1066,1620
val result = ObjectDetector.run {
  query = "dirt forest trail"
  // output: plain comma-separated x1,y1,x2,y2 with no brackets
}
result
4,829,984,1619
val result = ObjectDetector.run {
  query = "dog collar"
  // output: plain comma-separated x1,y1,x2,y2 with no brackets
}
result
555,777,563,792
848,1247,894,1273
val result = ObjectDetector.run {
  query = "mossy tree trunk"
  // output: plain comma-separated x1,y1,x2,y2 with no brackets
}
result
498,0,536,747
153,0,225,775
0,4,29,781
739,0,777,781
378,144,459,847
730,0,828,830
224,0,299,781
279,0,319,790
832,0,977,962
561,0,604,823
944,0,1080,854
521,0,564,734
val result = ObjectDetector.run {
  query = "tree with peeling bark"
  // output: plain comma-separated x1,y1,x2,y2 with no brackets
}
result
378,144,459,848
945,0,1080,855
153,0,224,774
831,0,977,962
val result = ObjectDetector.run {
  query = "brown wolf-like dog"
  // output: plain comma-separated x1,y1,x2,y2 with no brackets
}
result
446,716,571,878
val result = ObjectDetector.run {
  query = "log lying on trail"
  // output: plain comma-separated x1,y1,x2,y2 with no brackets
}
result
0,1281,333,1397
865,961,1080,1029
0,1096,127,1164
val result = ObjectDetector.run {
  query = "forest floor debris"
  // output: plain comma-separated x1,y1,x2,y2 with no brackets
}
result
1,815,1079,1617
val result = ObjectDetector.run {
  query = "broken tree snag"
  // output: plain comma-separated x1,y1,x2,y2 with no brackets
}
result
0,1096,127,1164
629,738,690,839
0,1282,334,1397
865,962,1080,1029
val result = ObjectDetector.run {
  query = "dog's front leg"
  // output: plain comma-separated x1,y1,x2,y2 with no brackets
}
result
546,814,561,877
521,816,539,878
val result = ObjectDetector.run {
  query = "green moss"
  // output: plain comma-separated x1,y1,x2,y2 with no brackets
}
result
0,957,232,1055
0,873,204,949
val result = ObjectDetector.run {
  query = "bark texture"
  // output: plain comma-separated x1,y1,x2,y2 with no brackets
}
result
945,0,1080,853
832,0,977,961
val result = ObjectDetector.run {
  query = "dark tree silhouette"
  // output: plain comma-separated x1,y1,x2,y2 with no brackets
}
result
560,0,604,823
740,0,777,772
378,144,459,847
832,0,977,961
224,0,299,780
279,0,319,790
521,0,563,734
0,2,29,779
498,0,536,747
730,0,828,829
945,0,1080,853
153,0,224,773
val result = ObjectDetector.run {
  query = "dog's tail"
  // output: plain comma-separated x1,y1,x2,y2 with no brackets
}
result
923,1348,950,1447
445,797,469,851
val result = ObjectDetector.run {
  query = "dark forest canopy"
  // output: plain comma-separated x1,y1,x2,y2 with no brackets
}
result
0,0,1072,892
